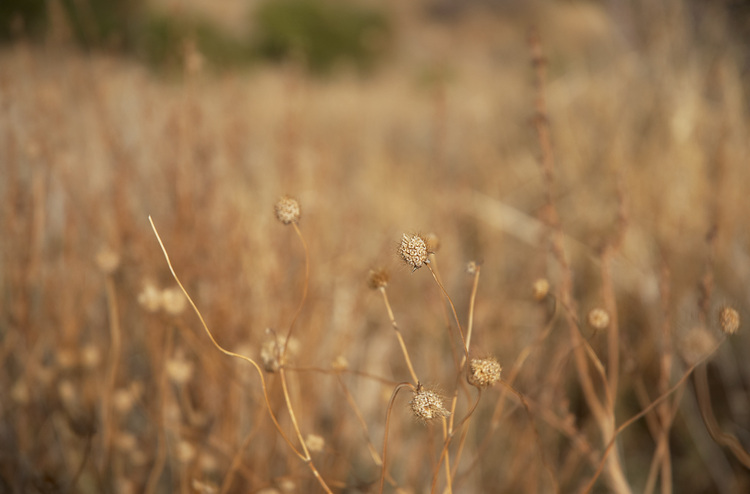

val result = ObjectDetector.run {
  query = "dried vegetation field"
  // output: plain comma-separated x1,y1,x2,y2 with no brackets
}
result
2,1,750,493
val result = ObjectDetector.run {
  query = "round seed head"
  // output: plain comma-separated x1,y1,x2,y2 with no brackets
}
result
409,385,450,422
162,287,187,315
274,196,301,225
96,248,121,275
718,306,740,335
680,326,717,366
466,261,478,275
532,278,550,301
587,308,611,330
399,234,430,272
305,434,325,453
368,268,390,290
468,357,502,388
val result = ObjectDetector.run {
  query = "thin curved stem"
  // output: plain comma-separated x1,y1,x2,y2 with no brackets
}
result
380,383,415,494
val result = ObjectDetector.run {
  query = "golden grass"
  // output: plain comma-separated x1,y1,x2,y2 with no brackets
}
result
1,2,750,492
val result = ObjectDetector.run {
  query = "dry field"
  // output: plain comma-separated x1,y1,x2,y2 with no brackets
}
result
2,1,750,493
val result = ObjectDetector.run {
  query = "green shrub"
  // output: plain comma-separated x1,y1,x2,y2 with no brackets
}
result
251,0,390,73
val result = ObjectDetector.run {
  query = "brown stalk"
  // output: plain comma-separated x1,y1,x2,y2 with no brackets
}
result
149,217,333,493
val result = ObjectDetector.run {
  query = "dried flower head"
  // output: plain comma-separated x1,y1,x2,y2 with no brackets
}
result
399,234,430,272
680,327,717,366
587,308,611,330
166,351,194,385
718,306,740,335
260,330,300,373
274,196,301,225
138,282,162,313
305,434,325,453
532,278,550,301
468,357,502,388
368,268,390,290
331,355,349,371
466,261,478,275
96,248,121,275
161,287,187,315
409,384,450,422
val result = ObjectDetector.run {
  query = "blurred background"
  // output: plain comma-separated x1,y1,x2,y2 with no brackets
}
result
2,0,750,493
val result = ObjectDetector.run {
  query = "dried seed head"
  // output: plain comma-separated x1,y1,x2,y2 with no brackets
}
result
274,196,301,225
138,282,162,313
718,306,740,335
532,278,550,301
305,433,325,453
331,355,349,371
466,261,478,275
96,248,121,275
468,357,502,388
368,268,390,290
260,330,300,373
680,327,717,366
166,351,194,385
399,234,430,272
161,287,187,315
409,384,450,422
587,308,611,330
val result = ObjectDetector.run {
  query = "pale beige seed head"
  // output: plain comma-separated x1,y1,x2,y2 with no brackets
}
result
95,248,121,275
399,234,430,272
718,306,740,335
410,385,450,422
274,196,301,225
368,268,390,290
468,358,502,388
305,433,325,453
466,261,478,275
161,287,187,315
680,327,717,366
587,308,611,330
138,282,162,313
532,278,550,301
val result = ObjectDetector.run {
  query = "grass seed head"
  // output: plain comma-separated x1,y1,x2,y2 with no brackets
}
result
587,308,611,330
399,233,430,272
680,327,717,366
719,306,740,335
410,384,450,422
368,268,390,289
469,357,502,388
532,278,550,301
274,195,301,225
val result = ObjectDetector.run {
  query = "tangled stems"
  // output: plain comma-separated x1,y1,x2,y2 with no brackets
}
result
149,217,333,493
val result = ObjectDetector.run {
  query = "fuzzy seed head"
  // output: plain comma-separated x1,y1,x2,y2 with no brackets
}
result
681,327,717,366
468,358,502,388
162,287,187,315
274,196,301,225
399,234,430,272
368,268,390,290
532,278,550,301
410,385,450,422
719,306,740,335
587,308,610,330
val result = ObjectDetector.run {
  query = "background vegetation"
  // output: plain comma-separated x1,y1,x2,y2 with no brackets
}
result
1,0,749,492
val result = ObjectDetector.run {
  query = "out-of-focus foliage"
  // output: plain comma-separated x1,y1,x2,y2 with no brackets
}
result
251,0,391,73
0,0,47,40
137,15,249,70
0,0,391,74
